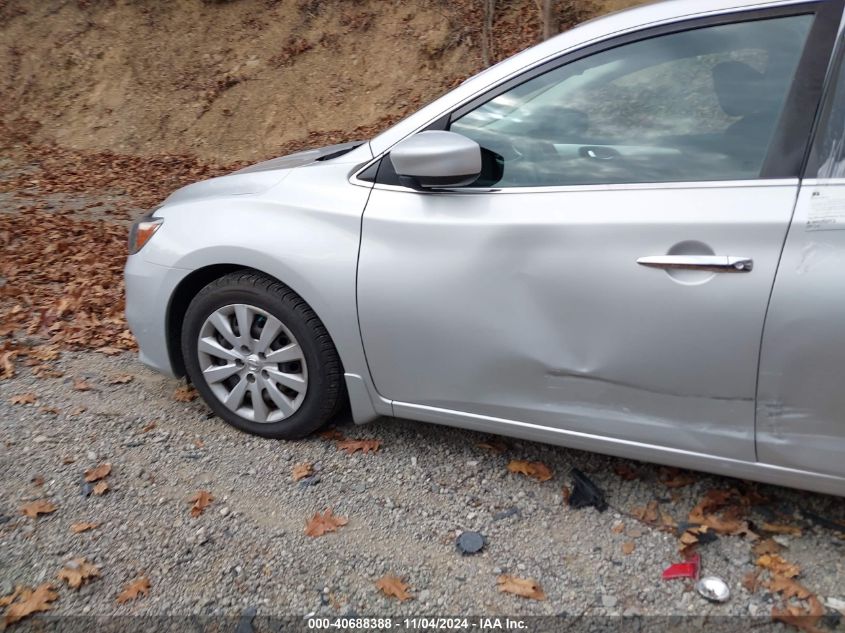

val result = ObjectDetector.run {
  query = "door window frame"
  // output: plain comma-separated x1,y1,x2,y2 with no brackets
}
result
360,0,844,191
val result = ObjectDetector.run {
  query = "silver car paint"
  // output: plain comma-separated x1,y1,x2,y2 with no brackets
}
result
124,0,845,496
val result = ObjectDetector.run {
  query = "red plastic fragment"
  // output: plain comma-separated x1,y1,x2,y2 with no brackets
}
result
662,553,701,580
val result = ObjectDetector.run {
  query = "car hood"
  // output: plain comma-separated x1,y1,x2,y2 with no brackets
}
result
160,141,364,208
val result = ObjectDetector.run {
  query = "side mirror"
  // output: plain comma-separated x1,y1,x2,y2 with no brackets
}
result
390,131,482,188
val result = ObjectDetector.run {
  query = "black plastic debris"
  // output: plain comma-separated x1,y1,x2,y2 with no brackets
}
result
568,468,607,512
298,474,321,488
676,522,719,546
81,482,94,497
456,531,485,555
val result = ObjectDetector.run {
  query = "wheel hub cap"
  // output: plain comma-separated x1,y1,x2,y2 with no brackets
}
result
196,303,308,423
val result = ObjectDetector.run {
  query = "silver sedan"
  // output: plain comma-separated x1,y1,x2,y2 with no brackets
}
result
125,0,845,496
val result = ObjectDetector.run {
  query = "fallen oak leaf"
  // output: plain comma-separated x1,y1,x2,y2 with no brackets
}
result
0,587,22,608
3,583,58,625
189,490,214,517
337,439,381,455
92,481,109,495
753,538,784,556
115,576,150,604
57,557,100,589
173,385,198,402
375,575,413,602
21,499,57,518
762,522,802,537
772,597,826,633
766,575,813,600
305,508,348,537
497,575,546,600
73,378,94,391
292,463,313,481
506,460,553,482
70,522,99,533
10,392,37,405
756,554,800,578
84,463,111,482
318,428,346,441
108,374,133,385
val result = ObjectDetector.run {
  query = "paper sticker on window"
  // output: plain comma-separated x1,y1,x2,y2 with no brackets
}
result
807,190,845,231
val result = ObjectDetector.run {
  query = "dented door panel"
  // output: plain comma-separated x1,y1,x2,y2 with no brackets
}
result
358,183,798,462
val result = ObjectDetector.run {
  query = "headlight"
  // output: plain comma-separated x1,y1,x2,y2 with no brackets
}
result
128,215,164,255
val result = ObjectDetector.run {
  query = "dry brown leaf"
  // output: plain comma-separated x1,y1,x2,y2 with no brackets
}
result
753,538,784,557
742,571,760,593
84,462,111,482
39,406,60,414
477,439,509,453
497,575,546,600
32,475,44,487
613,463,639,480
337,439,381,455
631,500,659,524
115,576,150,604
173,385,198,402
21,499,56,518
375,575,413,602
2,583,58,625
189,490,214,517
292,463,313,481
660,468,696,489
0,350,16,380
92,481,109,495
70,522,99,534
772,597,826,633
756,554,800,578
611,522,625,534
57,557,100,589
0,587,22,608
108,374,133,384
68,406,86,416
73,378,94,391
767,576,813,600
318,428,346,441
10,392,37,405
561,485,571,505
304,508,348,537
141,421,157,433
762,522,802,537
506,460,553,482
622,541,635,555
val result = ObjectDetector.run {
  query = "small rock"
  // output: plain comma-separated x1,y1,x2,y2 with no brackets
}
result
602,594,618,608
33,435,47,443
220,507,230,517
826,597,845,614
86,450,97,461
456,531,485,555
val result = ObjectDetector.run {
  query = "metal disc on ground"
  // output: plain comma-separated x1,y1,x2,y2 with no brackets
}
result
696,576,731,603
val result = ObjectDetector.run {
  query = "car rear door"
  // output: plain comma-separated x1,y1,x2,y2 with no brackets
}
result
757,31,845,479
357,3,841,463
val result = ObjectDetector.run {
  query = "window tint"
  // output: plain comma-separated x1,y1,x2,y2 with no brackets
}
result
450,15,813,187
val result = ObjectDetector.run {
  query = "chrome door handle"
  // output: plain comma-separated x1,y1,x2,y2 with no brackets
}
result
636,255,753,272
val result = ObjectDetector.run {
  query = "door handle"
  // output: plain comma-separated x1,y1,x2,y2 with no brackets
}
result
636,255,753,272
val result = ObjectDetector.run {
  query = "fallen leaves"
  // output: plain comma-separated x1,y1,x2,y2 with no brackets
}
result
9,392,37,405
84,463,111,482
375,575,413,602
189,490,214,517
2,583,58,625
21,499,56,518
72,378,94,391
762,522,802,537
506,460,553,482
756,554,800,579
70,522,99,534
108,374,133,385
115,576,150,604
631,500,659,524
304,508,348,537
57,558,100,589
496,575,545,600
659,468,696,489
292,463,313,481
92,481,109,496
318,428,346,441
621,541,635,555
477,439,509,453
337,439,381,454
173,385,198,402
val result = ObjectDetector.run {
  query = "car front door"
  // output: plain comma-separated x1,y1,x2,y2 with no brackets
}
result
357,5,838,462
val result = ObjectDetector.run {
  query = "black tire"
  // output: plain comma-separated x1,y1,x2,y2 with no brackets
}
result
181,270,344,439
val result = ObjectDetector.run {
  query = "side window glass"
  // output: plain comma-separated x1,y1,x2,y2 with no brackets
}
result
813,46,845,179
450,15,813,187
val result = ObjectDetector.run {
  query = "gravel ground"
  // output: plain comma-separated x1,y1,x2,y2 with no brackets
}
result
1,350,844,624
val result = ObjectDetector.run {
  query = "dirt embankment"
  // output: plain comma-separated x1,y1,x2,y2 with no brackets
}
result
0,0,646,163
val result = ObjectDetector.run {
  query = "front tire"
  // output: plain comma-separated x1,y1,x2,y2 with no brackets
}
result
181,271,344,439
